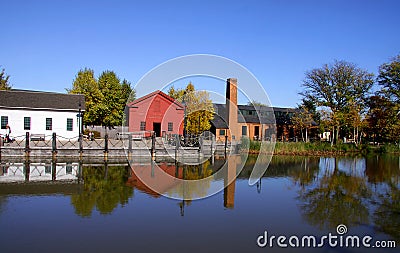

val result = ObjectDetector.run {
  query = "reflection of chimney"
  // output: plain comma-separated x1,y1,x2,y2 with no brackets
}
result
224,155,239,209
226,78,238,141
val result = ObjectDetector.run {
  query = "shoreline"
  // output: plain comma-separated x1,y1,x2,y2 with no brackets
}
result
242,142,400,156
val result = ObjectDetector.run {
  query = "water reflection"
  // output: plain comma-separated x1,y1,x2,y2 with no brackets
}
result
0,154,399,243
0,161,80,182
297,157,371,230
70,163,133,217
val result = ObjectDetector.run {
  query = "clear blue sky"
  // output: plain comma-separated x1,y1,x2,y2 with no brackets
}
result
1,0,399,107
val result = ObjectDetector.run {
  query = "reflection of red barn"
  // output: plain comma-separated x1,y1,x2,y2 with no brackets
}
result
127,90,184,137
126,162,183,197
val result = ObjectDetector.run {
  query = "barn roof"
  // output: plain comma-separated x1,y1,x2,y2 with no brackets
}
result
127,90,184,108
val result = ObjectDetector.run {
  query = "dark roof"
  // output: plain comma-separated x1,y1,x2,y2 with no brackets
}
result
211,103,297,127
238,104,277,124
0,89,85,111
210,104,228,129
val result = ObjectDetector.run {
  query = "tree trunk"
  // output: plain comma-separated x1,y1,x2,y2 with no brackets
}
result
305,128,308,143
331,126,335,147
335,126,339,144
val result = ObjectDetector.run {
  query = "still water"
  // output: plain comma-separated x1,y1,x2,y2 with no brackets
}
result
0,155,399,252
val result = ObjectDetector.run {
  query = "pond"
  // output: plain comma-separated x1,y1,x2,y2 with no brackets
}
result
0,155,399,252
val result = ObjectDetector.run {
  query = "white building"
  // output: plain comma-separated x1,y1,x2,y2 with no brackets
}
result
0,90,85,140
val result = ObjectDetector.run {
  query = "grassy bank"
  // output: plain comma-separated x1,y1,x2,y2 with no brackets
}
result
240,140,400,156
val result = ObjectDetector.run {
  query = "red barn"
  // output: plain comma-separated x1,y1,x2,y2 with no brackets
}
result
127,90,184,136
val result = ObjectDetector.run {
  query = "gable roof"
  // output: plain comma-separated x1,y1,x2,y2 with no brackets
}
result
210,104,229,129
0,89,85,111
127,90,184,108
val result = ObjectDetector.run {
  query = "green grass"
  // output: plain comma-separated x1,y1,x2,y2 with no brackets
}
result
241,140,400,155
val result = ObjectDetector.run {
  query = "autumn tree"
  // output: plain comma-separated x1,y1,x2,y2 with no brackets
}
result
373,55,400,143
168,82,214,135
377,55,400,104
300,60,374,142
0,67,11,90
366,95,400,143
292,104,314,142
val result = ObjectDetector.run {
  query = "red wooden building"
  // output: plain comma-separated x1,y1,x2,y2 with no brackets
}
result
127,90,184,136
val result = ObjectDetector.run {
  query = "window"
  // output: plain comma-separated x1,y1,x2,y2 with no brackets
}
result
1,116,8,129
45,166,51,174
46,118,52,131
66,163,72,174
24,117,31,130
168,122,173,131
67,118,73,131
219,129,226,136
140,121,146,131
242,126,247,136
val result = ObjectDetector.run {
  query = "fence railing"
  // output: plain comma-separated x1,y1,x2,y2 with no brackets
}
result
1,131,232,156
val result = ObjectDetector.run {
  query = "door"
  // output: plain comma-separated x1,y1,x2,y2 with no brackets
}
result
153,122,161,137
254,126,260,140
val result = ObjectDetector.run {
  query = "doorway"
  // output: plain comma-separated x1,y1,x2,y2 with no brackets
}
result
153,122,161,137
254,126,260,140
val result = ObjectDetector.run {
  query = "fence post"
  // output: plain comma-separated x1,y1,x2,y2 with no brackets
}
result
52,133,57,159
128,134,132,159
0,135,2,160
52,159,57,181
25,132,30,158
24,159,31,182
210,135,214,154
198,135,202,153
79,133,83,153
175,134,180,159
224,135,228,156
104,134,109,160
151,132,156,159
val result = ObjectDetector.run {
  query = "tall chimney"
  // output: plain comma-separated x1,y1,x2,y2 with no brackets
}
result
226,78,238,141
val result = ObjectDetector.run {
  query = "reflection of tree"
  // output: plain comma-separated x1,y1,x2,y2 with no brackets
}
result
166,161,213,200
299,158,371,230
70,165,133,217
289,157,320,188
374,182,400,242
365,155,400,242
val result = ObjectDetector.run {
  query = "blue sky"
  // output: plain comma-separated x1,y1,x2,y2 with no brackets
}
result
1,0,399,107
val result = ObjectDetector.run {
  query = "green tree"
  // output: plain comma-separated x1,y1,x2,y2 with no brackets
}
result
0,67,11,90
68,68,103,126
378,55,400,104
97,71,126,127
122,79,136,104
300,60,374,142
168,83,214,135
68,69,135,127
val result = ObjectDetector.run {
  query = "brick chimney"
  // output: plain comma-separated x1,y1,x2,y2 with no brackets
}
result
226,78,238,141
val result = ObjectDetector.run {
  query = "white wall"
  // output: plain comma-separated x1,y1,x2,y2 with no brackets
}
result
0,163,79,182
0,109,81,140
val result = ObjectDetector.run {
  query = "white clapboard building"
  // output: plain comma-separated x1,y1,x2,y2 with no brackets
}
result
0,89,85,140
